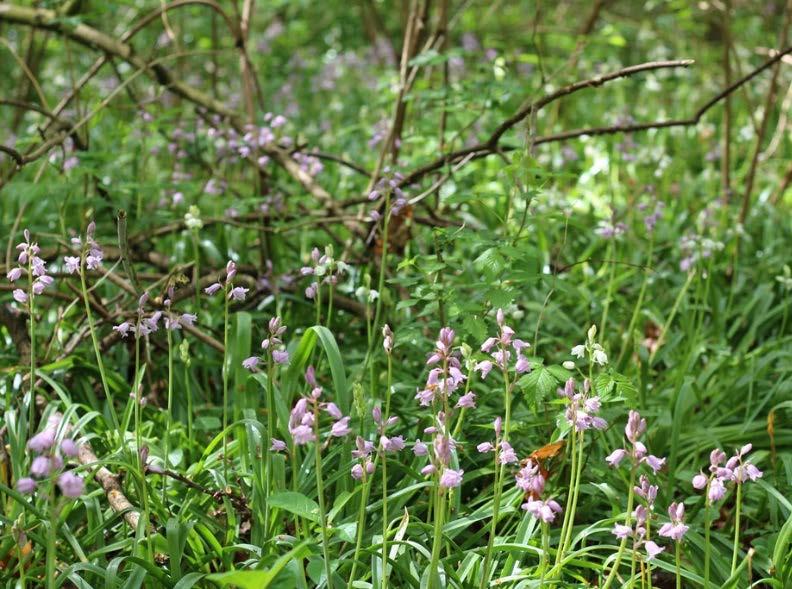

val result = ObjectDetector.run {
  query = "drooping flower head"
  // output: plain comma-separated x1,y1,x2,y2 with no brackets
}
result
9,229,53,300
658,502,688,541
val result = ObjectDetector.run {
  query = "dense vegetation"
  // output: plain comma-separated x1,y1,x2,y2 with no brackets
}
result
1,1,790,587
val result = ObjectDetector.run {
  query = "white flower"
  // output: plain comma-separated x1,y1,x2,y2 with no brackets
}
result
184,206,203,230
571,344,586,359
592,349,608,365
562,360,576,370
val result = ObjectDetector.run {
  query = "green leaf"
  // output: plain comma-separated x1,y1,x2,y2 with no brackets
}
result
208,541,310,588
267,491,321,523
519,365,557,400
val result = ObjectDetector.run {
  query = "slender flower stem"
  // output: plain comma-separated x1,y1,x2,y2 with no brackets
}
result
429,358,450,589
602,467,638,588
553,429,578,570
326,285,335,328
134,331,152,559
79,257,120,432
560,431,585,558
264,358,275,535
221,288,230,483
703,497,712,588
599,240,617,339
731,481,742,574
480,356,512,587
27,260,36,438
539,522,550,583
675,541,682,589
185,361,193,453
349,471,374,584
362,192,392,401
381,355,393,589
427,483,445,589
163,327,174,508
46,489,57,589
618,236,654,370
313,409,334,589
380,449,389,589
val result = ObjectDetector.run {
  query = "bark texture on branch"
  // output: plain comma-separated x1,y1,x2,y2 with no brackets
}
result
77,443,140,530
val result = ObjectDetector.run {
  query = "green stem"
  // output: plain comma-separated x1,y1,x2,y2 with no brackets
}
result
731,482,742,574
326,285,335,329
599,240,617,340
79,258,120,432
185,362,193,453
381,355,393,589
427,483,445,589
560,431,585,558
539,522,549,583
704,496,712,588
480,357,512,587
313,415,334,589
349,472,374,584
601,467,638,589
618,237,654,370
265,358,275,536
361,192,392,401
27,263,36,438
46,491,57,589
222,288,230,483
675,541,681,589
163,326,174,508
553,429,578,570
649,271,694,365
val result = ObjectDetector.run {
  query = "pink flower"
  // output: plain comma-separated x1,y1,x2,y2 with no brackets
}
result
612,524,632,539
475,360,494,379
625,410,647,443
242,357,259,371
324,402,343,420
31,456,52,478
522,499,562,523
351,463,365,480
692,471,708,489
57,471,84,498
421,464,436,476
439,468,464,488
515,460,545,495
272,350,289,364
290,425,315,445
499,441,518,465
17,477,36,494
708,477,726,502
455,392,476,409
477,442,494,453
225,260,237,283
515,355,531,373
331,417,351,437
7,267,23,281
229,286,249,301
270,439,287,452
204,282,222,296
643,455,666,474
28,429,56,453
60,439,78,457
64,256,81,274
606,449,628,467
644,541,665,561
179,313,197,327
658,521,688,541
413,440,428,456
13,289,28,304
381,435,405,452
